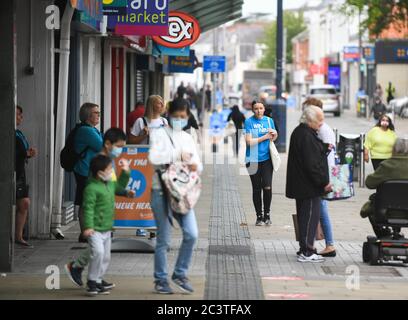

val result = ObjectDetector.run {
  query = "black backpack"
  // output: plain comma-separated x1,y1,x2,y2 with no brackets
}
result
60,123,89,172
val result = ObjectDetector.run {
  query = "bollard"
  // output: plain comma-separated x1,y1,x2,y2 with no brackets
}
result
359,133,365,188
334,128,338,149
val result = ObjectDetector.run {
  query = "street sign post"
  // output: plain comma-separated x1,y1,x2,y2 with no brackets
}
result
203,56,226,73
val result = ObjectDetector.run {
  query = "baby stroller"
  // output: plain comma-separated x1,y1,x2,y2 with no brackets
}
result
363,180,408,265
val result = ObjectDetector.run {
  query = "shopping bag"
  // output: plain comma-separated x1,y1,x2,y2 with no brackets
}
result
293,214,324,241
267,117,280,172
323,164,355,201
269,141,281,172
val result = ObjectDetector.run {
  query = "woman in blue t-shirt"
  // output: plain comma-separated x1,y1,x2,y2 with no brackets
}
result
244,101,278,226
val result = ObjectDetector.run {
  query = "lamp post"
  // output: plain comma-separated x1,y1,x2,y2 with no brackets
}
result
276,0,283,99
268,0,287,153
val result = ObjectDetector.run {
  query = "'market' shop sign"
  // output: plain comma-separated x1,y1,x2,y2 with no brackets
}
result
107,0,169,36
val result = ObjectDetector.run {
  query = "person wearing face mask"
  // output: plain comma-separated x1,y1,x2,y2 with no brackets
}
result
244,101,278,227
364,114,397,171
65,128,135,288
148,98,202,295
71,155,130,296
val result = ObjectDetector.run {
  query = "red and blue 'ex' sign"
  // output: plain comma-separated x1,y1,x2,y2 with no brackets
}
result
108,0,169,36
153,11,201,48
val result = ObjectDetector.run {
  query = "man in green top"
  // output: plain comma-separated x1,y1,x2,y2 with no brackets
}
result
360,138,408,238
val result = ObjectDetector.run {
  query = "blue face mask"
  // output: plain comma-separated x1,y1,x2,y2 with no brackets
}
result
170,117,188,131
110,146,123,158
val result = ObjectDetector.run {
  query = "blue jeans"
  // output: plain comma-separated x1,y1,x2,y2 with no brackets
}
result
320,200,334,246
150,189,198,282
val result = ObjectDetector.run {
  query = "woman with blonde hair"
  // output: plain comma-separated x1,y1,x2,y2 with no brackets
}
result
128,95,168,145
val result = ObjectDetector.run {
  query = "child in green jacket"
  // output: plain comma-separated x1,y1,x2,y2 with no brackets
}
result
83,154,130,296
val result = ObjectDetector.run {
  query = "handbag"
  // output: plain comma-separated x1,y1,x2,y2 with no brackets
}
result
323,164,355,201
292,214,324,241
267,117,281,172
160,128,202,214
161,162,202,214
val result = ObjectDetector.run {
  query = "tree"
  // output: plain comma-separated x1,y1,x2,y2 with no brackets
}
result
258,11,306,69
342,0,408,38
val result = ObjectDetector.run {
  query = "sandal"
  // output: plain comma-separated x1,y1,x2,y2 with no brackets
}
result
15,240,34,248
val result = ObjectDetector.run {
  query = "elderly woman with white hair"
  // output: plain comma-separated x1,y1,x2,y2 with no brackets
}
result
286,106,333,263
361,137,408,238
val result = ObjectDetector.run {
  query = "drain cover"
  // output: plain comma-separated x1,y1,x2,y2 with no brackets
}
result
322,266,402,277
209,245,251,256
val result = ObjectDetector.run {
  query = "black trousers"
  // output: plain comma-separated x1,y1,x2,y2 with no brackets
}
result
74,173,88,232
247,159,273,217
232,132,240,156
296,197,321,256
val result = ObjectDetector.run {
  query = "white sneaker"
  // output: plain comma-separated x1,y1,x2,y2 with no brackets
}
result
297,253,325,263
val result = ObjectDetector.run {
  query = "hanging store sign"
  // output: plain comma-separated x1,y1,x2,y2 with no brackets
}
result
153,43,190,57
71,0,103,30
164,50,196,73
152,11,201,48
102,0,127,16
363,45,375,63
108,0,169,36
343,46,360,62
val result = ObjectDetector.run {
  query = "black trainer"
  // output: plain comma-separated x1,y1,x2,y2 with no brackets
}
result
96,282,111,295
78,234,88,243
86,280,99,296
101,279,116,290
64,262,84,287
255,215,264,226
264,214,272,226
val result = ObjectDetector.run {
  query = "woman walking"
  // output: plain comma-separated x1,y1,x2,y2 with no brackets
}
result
364,114,397,171
148,98,202,294
244,101,278,226
227,105,246,157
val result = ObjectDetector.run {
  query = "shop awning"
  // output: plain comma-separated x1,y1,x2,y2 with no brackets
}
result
169,0,243,33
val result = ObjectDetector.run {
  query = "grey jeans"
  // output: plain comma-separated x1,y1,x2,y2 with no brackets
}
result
87,231,111,283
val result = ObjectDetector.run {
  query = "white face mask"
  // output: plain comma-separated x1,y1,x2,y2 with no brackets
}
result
98,170,112,182
170,117,188,131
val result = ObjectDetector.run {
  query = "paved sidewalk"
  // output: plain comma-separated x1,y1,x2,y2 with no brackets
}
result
2,108,408,300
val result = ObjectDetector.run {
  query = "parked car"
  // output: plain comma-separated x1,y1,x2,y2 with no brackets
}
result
258,85,277,102
226,92,242,109
389,96,408,118
307,84,341,117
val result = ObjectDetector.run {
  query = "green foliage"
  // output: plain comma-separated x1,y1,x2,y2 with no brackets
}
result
258,11,306,69
342,0,408,38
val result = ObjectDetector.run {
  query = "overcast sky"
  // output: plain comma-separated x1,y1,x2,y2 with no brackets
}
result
242,0,310,16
